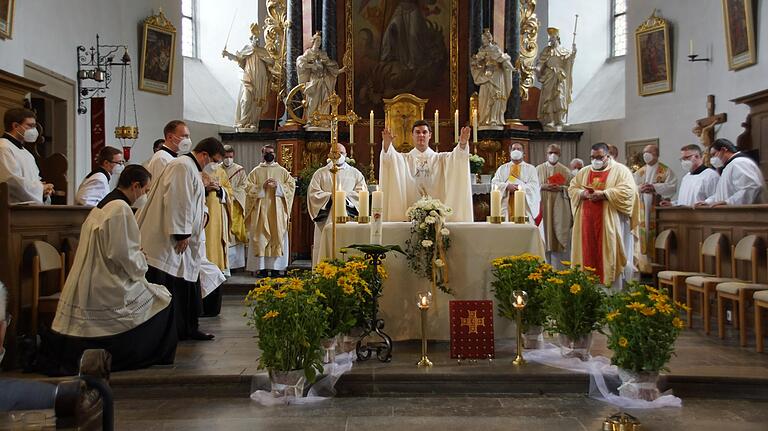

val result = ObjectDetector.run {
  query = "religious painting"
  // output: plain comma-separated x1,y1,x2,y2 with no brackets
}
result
139,11,177,95
625,138,659,172
635,12,672,97
347,0,457,117
722,0,756,70
0,0,14,39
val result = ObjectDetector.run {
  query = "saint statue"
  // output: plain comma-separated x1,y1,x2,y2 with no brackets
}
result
297,32,346,130
471,29,515,130
222,23,275,130
537,27,576,131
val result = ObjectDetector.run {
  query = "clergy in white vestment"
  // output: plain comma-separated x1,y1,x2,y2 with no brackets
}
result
661,144,719,207
145,120,192,182
633,144,677,273
74,146,124,206
245,145,296,276
536,144,573,267
0,108,54,204
137,138,226,341
379,121,473,221
41,165,176,375
702,138,766,206
223,145,248,269
492,142,543,237
308,143,367,265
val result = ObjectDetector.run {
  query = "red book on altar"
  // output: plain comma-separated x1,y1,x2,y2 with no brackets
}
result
548,172,567,186
449,300,495,359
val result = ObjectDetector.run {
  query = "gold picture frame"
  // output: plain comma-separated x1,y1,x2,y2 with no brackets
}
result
722,0,756,71
635,11,672,97
139,10,177,95
0,0,15,40
625,138,659,172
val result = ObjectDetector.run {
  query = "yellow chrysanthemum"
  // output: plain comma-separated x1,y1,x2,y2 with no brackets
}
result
606,310,621,321
262,310,279,320
557,270,572,276
547,277,565,285
584,266,597,273
527,272,543,281
618,337,629,347
640,307,657,316
675,301,691,312
655,301,674,314
629,291,642,297
560,260,572,266
626,301,644,311
672,317,684,329
570,284,582,294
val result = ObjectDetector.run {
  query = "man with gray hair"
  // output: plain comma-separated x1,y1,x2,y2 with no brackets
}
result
569,158,583,177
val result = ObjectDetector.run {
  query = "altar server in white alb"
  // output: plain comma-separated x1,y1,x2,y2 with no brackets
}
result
146,120,192,180
379,121,473,221
700,138,766,206
75,146,124,206
41,165,176,374
492,142,543,237
245,145,296,277
0,108,54,204
308,143,367,264
660,144,719,207
137,138,226,341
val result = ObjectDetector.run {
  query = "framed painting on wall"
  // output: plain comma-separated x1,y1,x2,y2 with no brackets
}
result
722,0,756,70
635,12,672,97
0,0,14,39
139,10,177,95
625,138,659,172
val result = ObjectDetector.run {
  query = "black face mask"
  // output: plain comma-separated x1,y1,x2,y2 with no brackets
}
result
264,153,275,163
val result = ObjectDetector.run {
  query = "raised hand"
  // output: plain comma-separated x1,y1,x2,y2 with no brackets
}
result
382,128,394,151
459,126,471,147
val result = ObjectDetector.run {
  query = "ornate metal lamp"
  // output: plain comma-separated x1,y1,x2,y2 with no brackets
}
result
417,291,433,367
512,290,528,366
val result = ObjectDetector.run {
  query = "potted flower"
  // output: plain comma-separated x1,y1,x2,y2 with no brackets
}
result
245,277,328,397
541,265,606,360
469,153,486,183
490,254,553,348
603,282,686,401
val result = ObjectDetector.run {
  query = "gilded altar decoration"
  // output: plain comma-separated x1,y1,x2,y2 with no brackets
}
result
405,196,452,295
518,0,539,101
263,0,288,92
383,93,427,153
139,10,176,95
635,11,672,96
721,0,757,71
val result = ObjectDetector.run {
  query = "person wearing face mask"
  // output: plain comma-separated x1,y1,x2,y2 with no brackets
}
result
632,144,677,273
146,120,191,181
222,145,249,270
0,108,54,204
660,144,719,207
74,146,124,206
491,143,543,237
307,143,367,265
699,138,766,207
35,165,178,374
137,137,226,341
245,145,296,277
536,144,573,267
569,158,584,177
568,143,638,291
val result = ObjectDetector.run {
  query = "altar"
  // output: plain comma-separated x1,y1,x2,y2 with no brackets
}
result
318,222,546,340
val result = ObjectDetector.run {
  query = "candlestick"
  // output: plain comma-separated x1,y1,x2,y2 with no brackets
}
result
417,292,433,367
512,290,528,366
369,110,374,143
513,189,526,223
472,109,478,143
370,186,383,244
358,188,369,220
434,109,439,143
490,185,502,218
454,109,459,142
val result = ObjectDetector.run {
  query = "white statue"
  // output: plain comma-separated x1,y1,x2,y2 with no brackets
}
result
537,27,576,131
222,22,275,130
296,32,346,130
471,29,515,130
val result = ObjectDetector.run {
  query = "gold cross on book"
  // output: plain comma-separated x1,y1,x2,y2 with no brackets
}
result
461,310,486,334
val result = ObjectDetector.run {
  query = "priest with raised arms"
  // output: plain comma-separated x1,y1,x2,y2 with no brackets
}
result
569,143,638,290
308,143,367,264
379,121,472,221
0,108,54,204
492,142,543,236
41,165,176,375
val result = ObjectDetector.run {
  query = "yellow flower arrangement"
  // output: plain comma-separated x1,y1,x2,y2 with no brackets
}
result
262,310,279,320
618,337,629,347
570,284,582,294
541,264,606,340
491,254,553,331
606,310,621,321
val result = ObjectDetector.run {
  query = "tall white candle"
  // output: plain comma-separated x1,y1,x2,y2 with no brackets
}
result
369,110,374,143
371,186,383,211
514,189,526,220
434,109,439,143
335,190,347,218
454,109,459,142
349,122,354,144
370,186,384,244
490,185,502,218
358,189,369,218
472,109,478,143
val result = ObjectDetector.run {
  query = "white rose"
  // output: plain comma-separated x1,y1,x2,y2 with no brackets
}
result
420,223,427,230
430,210,438,216
440,228,450,236
434,259,445,267
425,216,436,224
421,240,433,248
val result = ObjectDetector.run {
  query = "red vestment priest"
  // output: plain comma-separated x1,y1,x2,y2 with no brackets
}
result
449,300,495,359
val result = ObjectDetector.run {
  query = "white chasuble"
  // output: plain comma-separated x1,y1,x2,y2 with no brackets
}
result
245,163,296,260
53,199,171,337
674,166,719,206
492,161,542,237
379,144,472,221
0,136,45,204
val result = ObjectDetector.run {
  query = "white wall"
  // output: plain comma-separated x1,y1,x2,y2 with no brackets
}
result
0,0,183,188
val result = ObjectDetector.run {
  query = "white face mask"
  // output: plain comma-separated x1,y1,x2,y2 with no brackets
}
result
336,155,346,166
643,152,655,164
133,193,148,208
204,161,221,174
223,157,234,167
710,156,724,169
22,126,39,143
680,159,694,172
547,153,559,164
111,162,124,176
591,159,605,170
571,169,579,177
510,149,523,161
178,137,193,154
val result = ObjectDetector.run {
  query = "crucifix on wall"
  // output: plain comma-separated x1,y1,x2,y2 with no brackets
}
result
692,95,727,156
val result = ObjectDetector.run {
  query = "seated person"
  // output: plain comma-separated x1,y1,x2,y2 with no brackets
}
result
75,146,124,206
38,165,177,375
700,138,766,206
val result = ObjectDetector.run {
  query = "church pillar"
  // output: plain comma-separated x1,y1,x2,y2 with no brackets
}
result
504,0,521,120
468,0,483,95
286,0,303,94
321,0,337,60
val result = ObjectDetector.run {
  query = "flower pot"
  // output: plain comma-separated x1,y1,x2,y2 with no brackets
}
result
618,369,661,401
268,369,306,398
557,333,593,361
336,333,359,354
523,325,544,349
320,337,338,364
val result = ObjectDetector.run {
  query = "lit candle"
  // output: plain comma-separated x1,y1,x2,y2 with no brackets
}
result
358,188,369,218
371,185,383,210
434,109,439,143
454,109,459,142
472,109,478,143
516,295,524,306
369,110,374,143
689,39,693,56
349,121,354,144
514,189,526,221
490,185,502,218
335,190,347,218
370,185,384,244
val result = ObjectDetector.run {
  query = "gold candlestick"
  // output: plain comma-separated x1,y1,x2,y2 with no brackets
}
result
512,290,528,366
357,215,370,224
417,292,433,367
368,141,377,185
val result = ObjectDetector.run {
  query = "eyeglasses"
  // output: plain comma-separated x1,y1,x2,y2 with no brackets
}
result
108,160,125,165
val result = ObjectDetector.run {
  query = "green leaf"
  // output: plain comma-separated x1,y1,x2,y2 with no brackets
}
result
347,244,406,255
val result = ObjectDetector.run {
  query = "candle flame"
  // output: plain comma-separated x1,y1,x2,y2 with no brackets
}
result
516,295,523,305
